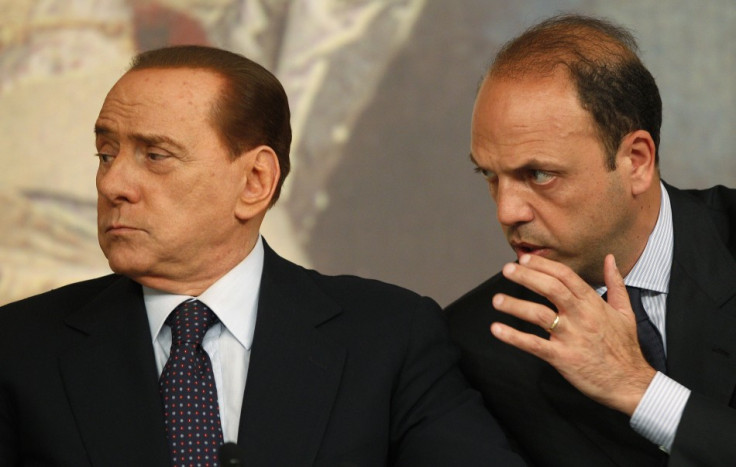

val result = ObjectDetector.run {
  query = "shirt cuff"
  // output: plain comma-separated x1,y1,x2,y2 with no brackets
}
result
630,372,691,452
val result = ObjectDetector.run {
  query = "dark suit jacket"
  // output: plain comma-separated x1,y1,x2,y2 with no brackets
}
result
446,184,736,467
0,242,523,467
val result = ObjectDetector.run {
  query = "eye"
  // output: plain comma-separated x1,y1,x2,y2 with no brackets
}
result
529,169,555,184
147,152,170,161
95,153,114,164
473,166,497,181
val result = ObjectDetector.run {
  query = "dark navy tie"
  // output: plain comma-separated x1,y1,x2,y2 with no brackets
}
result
626,286,667,373
160,299,224,467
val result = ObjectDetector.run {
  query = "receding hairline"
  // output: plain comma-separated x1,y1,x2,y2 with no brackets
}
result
486,14,640,81
120,65,229,88
118,65,229,126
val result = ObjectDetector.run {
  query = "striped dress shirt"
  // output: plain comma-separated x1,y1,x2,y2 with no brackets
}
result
595,182,690,453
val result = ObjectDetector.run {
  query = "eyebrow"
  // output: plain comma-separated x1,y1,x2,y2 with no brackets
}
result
511,157,563,172
468,153,565,173
94,125,186,151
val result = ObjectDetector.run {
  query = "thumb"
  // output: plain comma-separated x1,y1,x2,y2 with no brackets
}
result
603,254,632,315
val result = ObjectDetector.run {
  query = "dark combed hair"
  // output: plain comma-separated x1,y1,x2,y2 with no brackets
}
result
487,14,662,169
130,45,292,204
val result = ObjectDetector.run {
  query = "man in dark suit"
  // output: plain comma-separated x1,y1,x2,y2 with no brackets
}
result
446,14,736,467
0,46,523,466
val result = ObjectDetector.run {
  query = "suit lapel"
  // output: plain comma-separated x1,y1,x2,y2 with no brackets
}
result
664,186,736,402
237,243,346,466
59,276,170,466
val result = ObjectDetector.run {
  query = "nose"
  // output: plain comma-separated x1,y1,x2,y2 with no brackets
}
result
96,151,140,205
493,179,533,227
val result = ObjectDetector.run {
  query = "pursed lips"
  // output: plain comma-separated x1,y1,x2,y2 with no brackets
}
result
105,223,143,233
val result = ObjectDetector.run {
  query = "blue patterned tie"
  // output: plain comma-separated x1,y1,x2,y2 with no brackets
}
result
626,286,667,373
160,299,224,466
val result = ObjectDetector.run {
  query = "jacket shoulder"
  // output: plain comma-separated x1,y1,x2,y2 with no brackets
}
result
670,184,736,258
445,272,517,317
264,243,436,312
0,274,121,322
304,267,437,312
680,184,736,208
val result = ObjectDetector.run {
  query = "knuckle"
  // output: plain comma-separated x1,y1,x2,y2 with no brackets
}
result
548,281,570,300
534,306,551,324
526,337,549,358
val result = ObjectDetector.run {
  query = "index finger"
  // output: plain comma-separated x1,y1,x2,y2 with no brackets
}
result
516,254,599,301
501,256,600,315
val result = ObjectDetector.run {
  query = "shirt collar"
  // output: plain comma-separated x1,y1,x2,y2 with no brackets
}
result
144,236,264,350
596,182,673,295
624,182,673,294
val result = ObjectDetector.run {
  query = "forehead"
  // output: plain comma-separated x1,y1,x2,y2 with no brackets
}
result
471,71,600,166
473,71,591,135
97,67,224,132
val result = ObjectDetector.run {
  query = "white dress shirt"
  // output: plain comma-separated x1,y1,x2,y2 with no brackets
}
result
144,236,264,442
596,183,690,452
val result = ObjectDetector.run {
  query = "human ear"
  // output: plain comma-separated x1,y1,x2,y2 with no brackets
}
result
234,145,280,221
620,130,657,196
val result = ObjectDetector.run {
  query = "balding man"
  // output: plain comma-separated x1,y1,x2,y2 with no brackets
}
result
447,14,736,467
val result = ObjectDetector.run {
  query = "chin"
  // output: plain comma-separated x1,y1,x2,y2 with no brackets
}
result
570,263,605,286
105,252,151,279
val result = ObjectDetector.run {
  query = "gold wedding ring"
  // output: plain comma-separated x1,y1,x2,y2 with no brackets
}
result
547,315,560,333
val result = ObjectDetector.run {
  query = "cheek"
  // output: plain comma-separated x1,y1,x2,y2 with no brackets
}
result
180,182,237,228
534,195,598,244
565,186,625,243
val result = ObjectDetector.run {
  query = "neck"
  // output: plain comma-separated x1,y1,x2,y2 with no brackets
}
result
134,233,260,296
617,180,662,278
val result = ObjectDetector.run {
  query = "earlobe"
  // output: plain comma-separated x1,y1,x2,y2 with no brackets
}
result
235,145,280,221
623,130,657,196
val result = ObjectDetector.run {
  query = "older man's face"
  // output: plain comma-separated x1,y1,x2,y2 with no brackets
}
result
95,67,251,294
470,71,638,285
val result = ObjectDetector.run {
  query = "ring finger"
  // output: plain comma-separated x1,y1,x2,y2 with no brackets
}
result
492,293,560,334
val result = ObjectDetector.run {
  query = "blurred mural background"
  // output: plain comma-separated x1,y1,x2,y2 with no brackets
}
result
1,0,734,307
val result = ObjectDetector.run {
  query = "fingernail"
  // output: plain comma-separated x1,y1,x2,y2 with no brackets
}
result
503,263,516,275
493,294,504,308
519,254,530,265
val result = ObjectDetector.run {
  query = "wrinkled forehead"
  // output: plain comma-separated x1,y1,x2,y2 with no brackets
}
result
108,67,223,111
98,68,224,129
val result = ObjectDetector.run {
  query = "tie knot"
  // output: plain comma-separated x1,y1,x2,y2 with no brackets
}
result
166,299,218,346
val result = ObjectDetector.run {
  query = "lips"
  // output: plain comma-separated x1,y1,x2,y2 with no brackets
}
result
105,223,140,233
510,241,546,257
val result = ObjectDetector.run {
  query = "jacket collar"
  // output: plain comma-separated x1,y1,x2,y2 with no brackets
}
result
60,275,170,466
662,184,736,401
236,240,346,465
